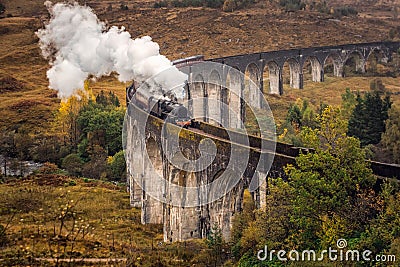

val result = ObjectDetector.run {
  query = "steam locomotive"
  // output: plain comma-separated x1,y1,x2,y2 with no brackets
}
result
126,81,193,128
126,55,204,128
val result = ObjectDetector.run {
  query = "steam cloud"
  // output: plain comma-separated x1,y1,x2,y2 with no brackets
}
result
37,1,187,98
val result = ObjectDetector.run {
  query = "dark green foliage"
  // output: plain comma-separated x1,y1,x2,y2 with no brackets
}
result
0,224,7,246
279,99,317,145
205,0,224,8
96,90,120,107
348,91,391,146
61,153,83,177
381,106,400,164
30,135,69,165
286,104,302,127
334,6,358,18
0,3,5,14
120,4,129,10
358,182,400,257
77,93,124,156
171,0,204,7
107,151,126,182
291,100,316,129
155,0,225,8
279,0,305,12
206,223,224,265
154,1,169,8
341,88,357,120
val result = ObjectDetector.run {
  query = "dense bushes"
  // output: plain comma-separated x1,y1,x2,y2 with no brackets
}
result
0,85,126,182
153,0,253,10
279,0,305,12
171,0,204,7
333,6,358,18
232,106,384,265
0,3,5,15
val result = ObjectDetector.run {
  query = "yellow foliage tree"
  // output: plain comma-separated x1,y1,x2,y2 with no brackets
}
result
52,81,94,148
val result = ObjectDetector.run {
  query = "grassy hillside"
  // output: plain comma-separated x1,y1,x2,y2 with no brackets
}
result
0,170,214,266
1,0,400,134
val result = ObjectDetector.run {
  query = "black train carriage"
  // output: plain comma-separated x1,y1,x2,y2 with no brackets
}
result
126,81,193,128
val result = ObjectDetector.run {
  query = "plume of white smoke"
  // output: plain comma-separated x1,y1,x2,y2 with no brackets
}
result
36,1,187,99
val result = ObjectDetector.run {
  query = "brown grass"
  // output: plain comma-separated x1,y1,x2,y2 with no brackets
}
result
1,1,399,133
0,175,213,266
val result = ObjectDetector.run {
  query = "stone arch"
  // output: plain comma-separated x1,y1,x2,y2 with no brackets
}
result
245,63,262,108
190,74,207,121
343,51,366,76
226,67,243,129
389,48,400,73
366,49,389,75
283,58,302,89
208,70,222,126
324,53,344,78
302,56,323,83
264,61,282,95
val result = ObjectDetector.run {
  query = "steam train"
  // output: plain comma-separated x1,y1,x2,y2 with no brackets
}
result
126,55,205,128
126,81,193,128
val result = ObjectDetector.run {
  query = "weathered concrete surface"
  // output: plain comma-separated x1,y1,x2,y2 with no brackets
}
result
125,103,282,242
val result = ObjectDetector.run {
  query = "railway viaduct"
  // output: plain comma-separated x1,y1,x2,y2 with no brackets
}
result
125,42,400,243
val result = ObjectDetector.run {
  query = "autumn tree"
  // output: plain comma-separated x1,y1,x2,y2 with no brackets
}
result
358,182,400,257
82,145,108,179
77,94,124,157
54,82,92,149
206,223,224,266
284,106,376,249
381,106,400,164
232,106,379,265
107,151,126,182
341,88,357,120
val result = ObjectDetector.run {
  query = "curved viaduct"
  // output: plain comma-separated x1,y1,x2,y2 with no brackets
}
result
208,41,400,96
126,42,400,243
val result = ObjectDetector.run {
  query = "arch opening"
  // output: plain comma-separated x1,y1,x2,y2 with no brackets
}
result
264,61,281,95
190,74,207,121
283,58,301,90
207,70,222,126
302,56,323,84
343,51,365,77
226,68,242,129
366,49,390,76
245,63,262,108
